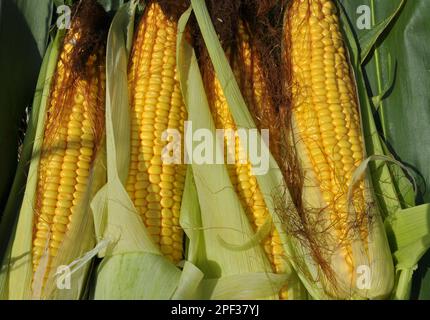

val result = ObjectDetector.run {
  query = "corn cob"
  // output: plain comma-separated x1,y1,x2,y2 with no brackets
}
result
126,2,187,264
205,20,290,299
289,0,365,251
284,0,393,298
32,19,106,284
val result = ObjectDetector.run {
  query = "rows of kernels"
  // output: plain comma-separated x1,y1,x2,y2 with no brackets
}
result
237,21,265,125
33,52,103,279
33,129,68,271
127,2,186,264
32,42,73,272
34,36,80,244
288,0,367,271
211,76,291,288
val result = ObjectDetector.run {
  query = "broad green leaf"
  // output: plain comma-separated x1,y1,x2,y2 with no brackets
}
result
367,1,430,299
371,53,393,108
358,0,405,64
338,0,411,218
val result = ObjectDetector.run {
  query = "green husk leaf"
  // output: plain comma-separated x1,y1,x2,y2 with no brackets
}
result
0,36,55,301
179,167,204,267
379,140,416,209
198,273,289,300
92,0,153,256
94,253,181,299
173,169,206,300
3,31,64,300
93,1,158,257
387,204,430,251
217,218,272,252
172,261,205,300
386,204,430,299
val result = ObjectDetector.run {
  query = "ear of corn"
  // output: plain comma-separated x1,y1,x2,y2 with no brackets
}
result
32,37,106,291
126,1,187,264
3,2,107,299
181,2,306,300
284,0,394,299
92,1,203,300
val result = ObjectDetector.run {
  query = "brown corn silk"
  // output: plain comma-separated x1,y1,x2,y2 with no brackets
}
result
32,1,107,289
126,1,188,264
284,0,369,295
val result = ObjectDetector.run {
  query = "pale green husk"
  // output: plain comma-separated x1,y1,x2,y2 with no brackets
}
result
0,33,56,300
